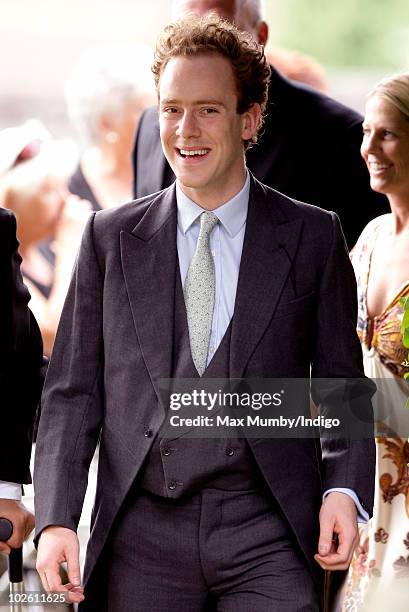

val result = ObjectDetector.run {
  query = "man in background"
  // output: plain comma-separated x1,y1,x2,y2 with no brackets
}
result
0,206,44,554
133,0,388,248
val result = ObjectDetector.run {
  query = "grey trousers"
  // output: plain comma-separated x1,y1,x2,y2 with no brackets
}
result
96,486,320,612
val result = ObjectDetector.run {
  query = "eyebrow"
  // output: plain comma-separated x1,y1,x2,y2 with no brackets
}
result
362,121,397,129
160,98,226,108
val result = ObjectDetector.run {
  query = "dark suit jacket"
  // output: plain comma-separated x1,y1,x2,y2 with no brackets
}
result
133,67,389,248
0,208,44,484
34,175,375,589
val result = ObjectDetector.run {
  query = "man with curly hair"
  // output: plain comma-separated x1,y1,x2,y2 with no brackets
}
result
34,14,374,611
133,0,389,249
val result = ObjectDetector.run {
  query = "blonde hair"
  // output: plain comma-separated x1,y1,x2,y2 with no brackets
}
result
369,72,409,122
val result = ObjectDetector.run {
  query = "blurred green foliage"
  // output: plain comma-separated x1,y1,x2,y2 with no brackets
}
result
400,296,409,382
269,0,409,68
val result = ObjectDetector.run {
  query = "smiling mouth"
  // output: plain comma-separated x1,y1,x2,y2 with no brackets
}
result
176,147,210,158
369,162,392,172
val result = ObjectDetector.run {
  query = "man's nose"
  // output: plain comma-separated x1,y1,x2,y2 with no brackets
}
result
176,110,200,138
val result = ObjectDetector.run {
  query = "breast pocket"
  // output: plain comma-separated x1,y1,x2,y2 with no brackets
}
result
273,291,315,320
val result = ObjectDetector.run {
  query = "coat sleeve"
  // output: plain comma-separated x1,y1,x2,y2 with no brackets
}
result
34,213,104,537
311,212,375,517
0,210,44,483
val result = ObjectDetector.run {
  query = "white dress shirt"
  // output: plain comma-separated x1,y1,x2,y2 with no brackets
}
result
0,481,22,500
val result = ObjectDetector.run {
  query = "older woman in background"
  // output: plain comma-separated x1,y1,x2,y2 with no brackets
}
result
343,73,409,611
65,44,155,210
0,121,90,355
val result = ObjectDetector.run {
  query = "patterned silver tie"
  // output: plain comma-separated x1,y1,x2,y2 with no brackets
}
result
184,212,219,376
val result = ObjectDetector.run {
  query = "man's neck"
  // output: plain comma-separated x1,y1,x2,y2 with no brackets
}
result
177,170,247,211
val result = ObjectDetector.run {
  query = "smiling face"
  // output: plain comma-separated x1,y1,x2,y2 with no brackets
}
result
361,94,409,200
158,53,260,208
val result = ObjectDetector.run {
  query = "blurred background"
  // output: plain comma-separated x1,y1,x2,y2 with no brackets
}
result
1,0,408,136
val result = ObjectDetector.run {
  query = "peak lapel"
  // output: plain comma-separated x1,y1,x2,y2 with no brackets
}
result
230,179,303,378
120,186,177,400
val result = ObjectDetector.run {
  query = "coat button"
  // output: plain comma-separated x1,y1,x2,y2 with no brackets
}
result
144,428,152,438
162,448,171,456
168,481,177,490
226,448,234,456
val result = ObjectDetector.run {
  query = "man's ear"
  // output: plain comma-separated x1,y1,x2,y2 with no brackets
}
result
241,103,262,142
257,21,269,47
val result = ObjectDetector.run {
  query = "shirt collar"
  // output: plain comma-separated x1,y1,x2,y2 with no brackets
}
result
176,170,250,238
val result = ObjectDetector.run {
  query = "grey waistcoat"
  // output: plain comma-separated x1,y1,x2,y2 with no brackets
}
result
138,273,265,498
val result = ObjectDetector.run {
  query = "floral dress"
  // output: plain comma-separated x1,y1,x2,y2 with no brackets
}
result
342,215,409,612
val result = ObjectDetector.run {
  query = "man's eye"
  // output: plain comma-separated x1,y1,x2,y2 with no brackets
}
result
383,130,394,138
202,108,218,114
162,107,179,114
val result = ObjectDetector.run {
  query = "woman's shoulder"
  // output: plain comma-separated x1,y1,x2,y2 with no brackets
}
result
362,212,390,236
352,213,390,252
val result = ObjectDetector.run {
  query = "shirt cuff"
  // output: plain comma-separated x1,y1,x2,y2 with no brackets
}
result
323,487,369,523
0,481,22,501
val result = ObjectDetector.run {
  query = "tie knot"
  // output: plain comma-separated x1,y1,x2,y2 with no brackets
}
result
199,212,219,241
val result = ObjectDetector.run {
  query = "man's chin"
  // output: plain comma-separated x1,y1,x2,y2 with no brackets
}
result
174,172,209,191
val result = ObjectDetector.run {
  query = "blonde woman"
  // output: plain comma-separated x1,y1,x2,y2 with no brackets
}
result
343,73,409,611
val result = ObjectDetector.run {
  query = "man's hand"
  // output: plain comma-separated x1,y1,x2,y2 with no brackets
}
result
36,526,84,604
314,491,359,570
0,499,34,554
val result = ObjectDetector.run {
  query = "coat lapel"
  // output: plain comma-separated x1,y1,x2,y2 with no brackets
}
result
120,185,177,402
230,177,303,378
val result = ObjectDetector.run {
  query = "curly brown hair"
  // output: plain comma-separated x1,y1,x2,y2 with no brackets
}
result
152,13,271,147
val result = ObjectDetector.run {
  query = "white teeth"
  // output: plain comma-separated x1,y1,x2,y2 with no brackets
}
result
179,149,208,156
369,162,390,170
